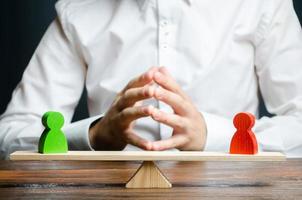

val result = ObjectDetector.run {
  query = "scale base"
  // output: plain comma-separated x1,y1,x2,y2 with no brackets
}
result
126,161,172,188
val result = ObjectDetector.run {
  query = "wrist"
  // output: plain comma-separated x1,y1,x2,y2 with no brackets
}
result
89,118,102,150
199,112,208,151
89,117,126,150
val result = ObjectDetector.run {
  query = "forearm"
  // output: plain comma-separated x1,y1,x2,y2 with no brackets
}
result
254,114,302,157
0,115,42,159
0,114,102,159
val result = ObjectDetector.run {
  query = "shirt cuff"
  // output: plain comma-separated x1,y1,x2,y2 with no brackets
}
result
64,115,103,150
202,112,235,152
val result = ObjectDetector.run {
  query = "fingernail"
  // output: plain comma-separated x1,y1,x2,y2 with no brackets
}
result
145,85,155,96
143,105,153,114
149,86,155,96
155,87,162,99
143,85,150,96
147,105,154,113
145,72,152,80
154,72,162,79
145,142,152,151
152,143,159,151
152,110,161,120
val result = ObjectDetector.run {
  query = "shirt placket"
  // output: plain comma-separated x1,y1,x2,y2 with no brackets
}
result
157,0,176,141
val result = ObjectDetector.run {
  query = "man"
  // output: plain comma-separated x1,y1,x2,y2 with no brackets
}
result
1,0,302,159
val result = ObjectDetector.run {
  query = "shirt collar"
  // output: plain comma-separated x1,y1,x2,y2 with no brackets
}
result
136,0,193,11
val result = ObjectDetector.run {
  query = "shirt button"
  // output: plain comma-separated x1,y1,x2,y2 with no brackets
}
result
161,44,168,49
160,20,168,27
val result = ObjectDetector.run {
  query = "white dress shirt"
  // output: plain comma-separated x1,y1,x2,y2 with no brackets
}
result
1,0,302,159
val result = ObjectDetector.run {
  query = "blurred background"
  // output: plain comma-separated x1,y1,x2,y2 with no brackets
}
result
1,0,302,121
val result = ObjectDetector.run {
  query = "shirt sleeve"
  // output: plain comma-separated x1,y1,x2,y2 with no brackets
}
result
202,112,235,152
204,0,302,158
0,13,98,159
64,115,103,151
253,0,302,158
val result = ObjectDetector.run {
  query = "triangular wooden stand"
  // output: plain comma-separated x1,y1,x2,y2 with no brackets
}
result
126,161,172,188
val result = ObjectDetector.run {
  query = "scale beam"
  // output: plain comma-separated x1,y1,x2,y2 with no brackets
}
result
10,151,285,161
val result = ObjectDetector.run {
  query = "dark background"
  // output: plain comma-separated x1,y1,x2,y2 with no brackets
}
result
1,0,302,121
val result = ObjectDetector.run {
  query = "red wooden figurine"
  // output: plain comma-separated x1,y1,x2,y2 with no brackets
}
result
230,112,258,154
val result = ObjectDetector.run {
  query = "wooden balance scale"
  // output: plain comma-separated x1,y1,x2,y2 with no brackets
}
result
10,151,285,188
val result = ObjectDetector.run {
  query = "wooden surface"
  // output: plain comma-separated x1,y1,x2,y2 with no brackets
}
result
0,159,301,199
10,151,286,161
126,161,172,188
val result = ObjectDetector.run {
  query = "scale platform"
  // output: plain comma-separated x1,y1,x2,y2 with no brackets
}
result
10,151,285,161
10,151,286,188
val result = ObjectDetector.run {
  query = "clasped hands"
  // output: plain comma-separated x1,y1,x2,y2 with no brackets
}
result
89,67,207,151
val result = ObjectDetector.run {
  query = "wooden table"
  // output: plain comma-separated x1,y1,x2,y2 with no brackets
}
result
0,159,301,199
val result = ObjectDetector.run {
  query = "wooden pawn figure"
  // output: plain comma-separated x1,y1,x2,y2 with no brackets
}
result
230,112,258,154
38,111,68,154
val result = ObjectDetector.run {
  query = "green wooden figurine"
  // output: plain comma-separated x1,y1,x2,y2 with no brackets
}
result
38,111,68,154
